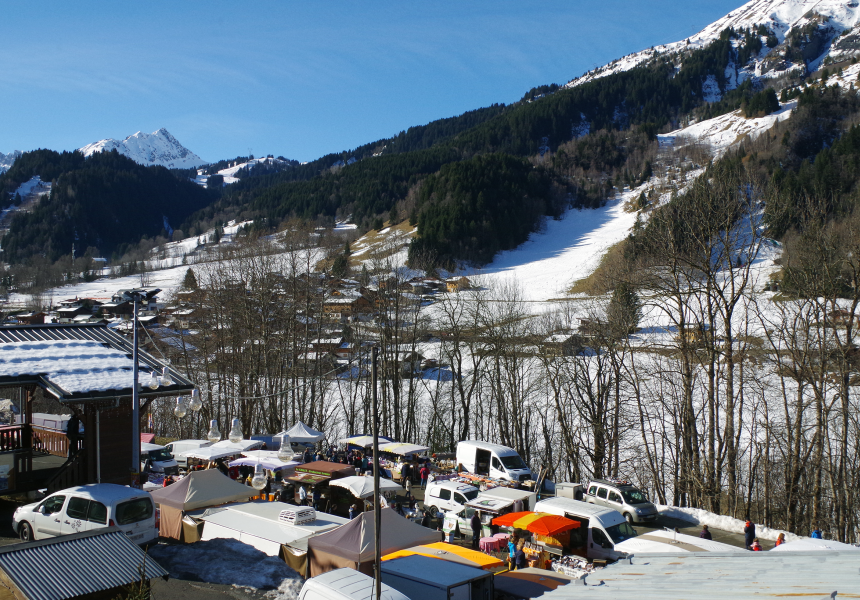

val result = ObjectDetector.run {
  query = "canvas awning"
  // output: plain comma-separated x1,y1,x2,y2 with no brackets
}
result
295,461,356,477
330,476,403,499
149,469,254,511
288,473,331,486
340,435,394,447
185,446,248,461
378,442,428,455
309,508,441,565
382,542,503,571
229,451,300,472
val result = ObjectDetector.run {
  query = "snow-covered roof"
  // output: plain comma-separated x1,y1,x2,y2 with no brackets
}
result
0,324,193,401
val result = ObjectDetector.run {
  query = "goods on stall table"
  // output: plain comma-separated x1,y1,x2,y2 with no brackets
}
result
522,541,550,569
551,556,593,578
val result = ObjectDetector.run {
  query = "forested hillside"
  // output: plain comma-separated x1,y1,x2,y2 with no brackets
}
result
1,150,213,263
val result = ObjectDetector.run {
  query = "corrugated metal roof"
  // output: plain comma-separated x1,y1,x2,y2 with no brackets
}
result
540,551,860,598
0,324,193,401
0,528,169,600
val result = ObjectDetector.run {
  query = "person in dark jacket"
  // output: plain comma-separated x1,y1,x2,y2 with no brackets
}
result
66,412,81,454
470,511,482,549
514,541,527,570
744,518,756,550
699,524,712,540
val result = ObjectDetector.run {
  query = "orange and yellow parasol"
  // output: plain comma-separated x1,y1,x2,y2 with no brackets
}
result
491,511,580,537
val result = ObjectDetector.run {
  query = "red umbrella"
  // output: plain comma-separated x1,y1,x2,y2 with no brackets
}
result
492,512,580,537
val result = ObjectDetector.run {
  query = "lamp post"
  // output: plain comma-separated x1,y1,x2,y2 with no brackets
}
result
371,346,381,600
131,291,141,483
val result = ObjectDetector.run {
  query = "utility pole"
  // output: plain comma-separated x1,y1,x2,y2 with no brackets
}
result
131,293,140,485
371,346,381,600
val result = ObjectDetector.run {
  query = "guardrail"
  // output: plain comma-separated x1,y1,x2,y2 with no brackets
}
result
32,426,69,458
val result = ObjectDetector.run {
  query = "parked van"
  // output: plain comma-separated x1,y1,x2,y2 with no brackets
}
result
455,440,533,483
12,483,158,545
424,480,479,516
534,497,638,561
299,567,410,600
164,439,213,468
140,442,179,475
584,478,659,524
555,482,585,501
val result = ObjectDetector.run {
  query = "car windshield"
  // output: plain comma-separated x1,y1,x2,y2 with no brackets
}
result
463,489,479,501
500,455,527,470
605,521,638,544
147,448,173,462
620,488,650,504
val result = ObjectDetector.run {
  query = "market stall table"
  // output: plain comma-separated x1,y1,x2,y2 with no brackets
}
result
479,536,503,553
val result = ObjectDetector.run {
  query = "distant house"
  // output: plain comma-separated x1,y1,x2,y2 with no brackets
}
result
15,312,45,325
322,291,374,322
541,333,580,357
112,287,161,310
310,336,345,353
99,301,133,319
445,277,472,292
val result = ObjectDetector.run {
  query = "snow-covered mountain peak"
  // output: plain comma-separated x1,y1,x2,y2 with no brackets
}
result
566,0,860,89
79,129,205,169
0,150,22,174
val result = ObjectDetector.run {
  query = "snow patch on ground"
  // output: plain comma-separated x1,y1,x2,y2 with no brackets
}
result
658,101,795,159
657,504,804,543
148,539,302,596
702,75,721,103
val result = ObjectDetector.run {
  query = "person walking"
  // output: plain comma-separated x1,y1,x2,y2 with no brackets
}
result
811,524,823,539
405,477,413,497
470,511,482,550
775,532,785,546
699,524,712,540
420,465,429,489
303,448,311,464
744,517,756,550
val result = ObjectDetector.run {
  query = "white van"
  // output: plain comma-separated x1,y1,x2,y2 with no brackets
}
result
164,439,213,468
12,483,158,545
534,497,638,561
299,567,410,600
424,481,479,516
455,440,533,483
140,442,179,475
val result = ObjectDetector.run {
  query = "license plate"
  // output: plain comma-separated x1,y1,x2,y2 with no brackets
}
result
128,533,144,541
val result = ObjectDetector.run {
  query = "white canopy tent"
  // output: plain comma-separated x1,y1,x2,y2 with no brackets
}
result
185,441,264,462
278,421,326,444
379,442,428,456
330,476,403,499
228,450,301,472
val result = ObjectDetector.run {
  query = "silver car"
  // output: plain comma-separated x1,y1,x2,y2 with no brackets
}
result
585,479,659,524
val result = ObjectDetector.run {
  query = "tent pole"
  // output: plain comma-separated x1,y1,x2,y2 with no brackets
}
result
372,346,381,600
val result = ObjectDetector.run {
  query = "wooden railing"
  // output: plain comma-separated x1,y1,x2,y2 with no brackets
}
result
0,425,25,452
32,426,69,458
46,447,88,495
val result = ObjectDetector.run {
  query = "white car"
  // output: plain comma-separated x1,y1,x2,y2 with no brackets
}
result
12,483,158,545
423,481,479,516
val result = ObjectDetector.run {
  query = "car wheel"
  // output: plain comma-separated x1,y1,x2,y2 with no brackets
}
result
429,506,439,517
19,522,33,542
624,513,634,525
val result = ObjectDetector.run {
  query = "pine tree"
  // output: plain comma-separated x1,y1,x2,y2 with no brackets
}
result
182,268,198,290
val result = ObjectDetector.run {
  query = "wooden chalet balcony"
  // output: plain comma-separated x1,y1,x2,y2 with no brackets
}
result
0,424,74,495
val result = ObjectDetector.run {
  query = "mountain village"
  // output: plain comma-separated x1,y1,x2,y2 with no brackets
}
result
1,0,860,599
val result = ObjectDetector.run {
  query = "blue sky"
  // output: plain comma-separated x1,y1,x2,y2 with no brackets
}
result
1,1,743,163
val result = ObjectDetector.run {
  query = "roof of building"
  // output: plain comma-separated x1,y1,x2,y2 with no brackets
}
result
0,528,168,600
539,550,860,599
380,554,489,587
0,324,193,401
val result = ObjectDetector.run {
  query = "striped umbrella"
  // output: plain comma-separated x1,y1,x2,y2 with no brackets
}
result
491,511,580,537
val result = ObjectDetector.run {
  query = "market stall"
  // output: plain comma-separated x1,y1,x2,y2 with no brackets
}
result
492,511,581,568
149,469,255,541
307,507,442,577
287,461,356,514
382,541,504,572
340,434,393,448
